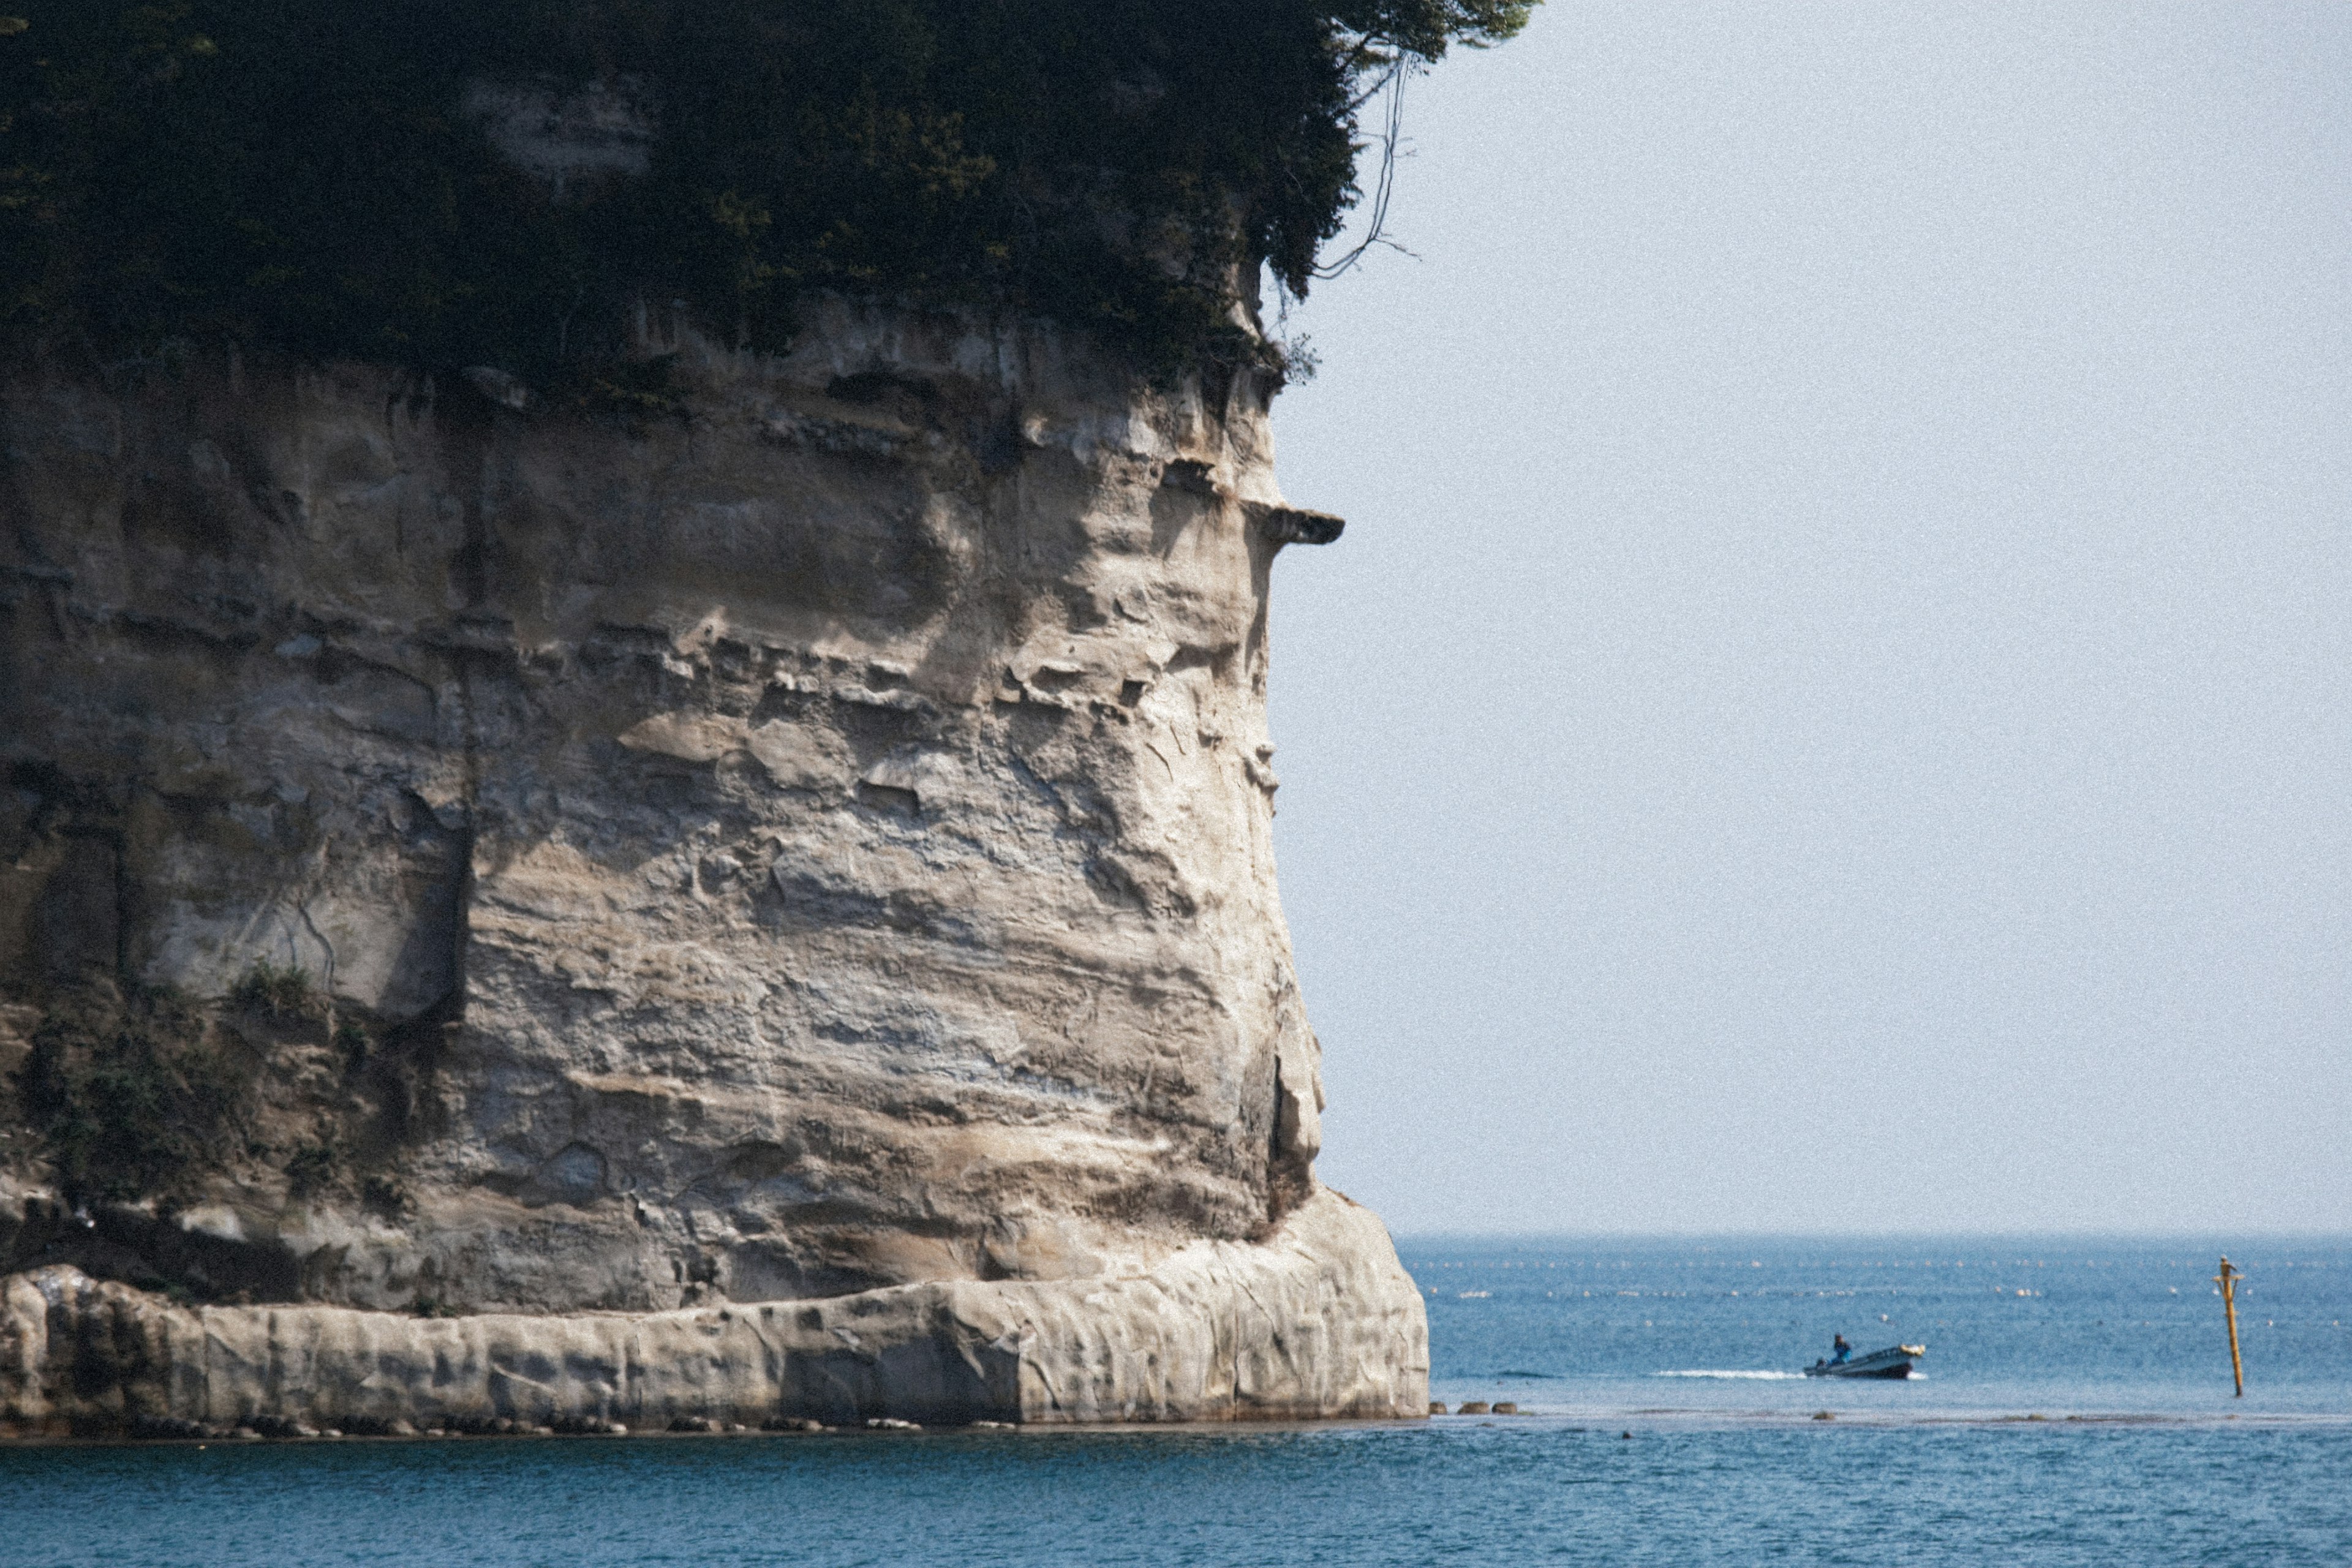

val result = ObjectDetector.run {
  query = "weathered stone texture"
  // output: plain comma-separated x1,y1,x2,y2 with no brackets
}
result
1,1188,1422,1434
0,300,1424,1428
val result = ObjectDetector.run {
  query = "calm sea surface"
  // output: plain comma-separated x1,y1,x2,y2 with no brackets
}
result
6,1237,2347,1566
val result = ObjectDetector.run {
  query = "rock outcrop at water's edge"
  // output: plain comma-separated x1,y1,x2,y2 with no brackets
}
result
0,298,1427,1433
2,1189,1420,1434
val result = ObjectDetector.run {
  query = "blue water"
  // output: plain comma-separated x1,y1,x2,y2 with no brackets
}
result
1414,1235,2352,1420
4,1238,2346,1566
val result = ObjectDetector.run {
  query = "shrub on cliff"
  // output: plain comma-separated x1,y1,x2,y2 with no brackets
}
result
13,978,252,1205
0,2,1531,380
228,958,317,1020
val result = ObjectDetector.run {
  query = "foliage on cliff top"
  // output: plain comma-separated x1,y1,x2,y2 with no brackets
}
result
0,1,1532,382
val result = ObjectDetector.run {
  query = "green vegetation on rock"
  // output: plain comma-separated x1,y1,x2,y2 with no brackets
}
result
13,978,252,1205
228,959,314,1020
0,1,1532,380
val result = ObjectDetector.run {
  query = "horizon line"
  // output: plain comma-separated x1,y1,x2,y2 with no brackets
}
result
1386,1229,2352,1244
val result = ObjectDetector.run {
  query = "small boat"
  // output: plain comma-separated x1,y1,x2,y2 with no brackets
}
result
1803,1344,1923,1379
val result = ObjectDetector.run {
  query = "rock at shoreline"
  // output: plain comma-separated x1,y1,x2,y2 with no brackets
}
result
1,1188,1418,1432
0,303,1425,1434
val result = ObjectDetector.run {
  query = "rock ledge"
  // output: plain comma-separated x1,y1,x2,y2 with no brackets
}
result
2,1188,1423,1435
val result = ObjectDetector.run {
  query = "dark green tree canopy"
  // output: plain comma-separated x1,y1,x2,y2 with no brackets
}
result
0,1,1531,381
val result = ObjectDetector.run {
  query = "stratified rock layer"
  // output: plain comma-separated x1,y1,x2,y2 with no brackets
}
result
0,301,1425,1430
2,1188,1420,1434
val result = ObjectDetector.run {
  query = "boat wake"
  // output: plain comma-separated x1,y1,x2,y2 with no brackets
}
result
1653,1370,1807,1381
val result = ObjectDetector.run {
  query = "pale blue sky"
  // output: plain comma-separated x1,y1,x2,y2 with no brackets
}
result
1267,1,2351,1235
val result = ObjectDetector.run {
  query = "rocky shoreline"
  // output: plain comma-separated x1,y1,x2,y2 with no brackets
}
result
2,1186,1424,1439
2,293,1425,1436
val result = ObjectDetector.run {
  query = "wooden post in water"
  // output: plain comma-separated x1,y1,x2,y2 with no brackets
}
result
2214,1256,2245,1398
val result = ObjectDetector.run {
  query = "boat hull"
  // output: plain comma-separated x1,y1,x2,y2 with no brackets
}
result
1803,1344,1924,1379
1803,1360,1913,1379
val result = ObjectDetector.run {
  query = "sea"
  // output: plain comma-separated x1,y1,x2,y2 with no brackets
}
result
4,1237,2347,1566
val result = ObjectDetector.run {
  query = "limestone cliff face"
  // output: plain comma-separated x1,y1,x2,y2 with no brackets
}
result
0,300,1423,1430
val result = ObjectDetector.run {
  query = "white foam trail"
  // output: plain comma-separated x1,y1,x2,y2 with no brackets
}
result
1653,1370,1807,1381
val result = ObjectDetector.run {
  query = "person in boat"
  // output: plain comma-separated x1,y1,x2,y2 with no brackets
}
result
1831,1335,1852,1365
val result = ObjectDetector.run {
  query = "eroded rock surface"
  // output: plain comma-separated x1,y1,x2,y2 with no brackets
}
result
1,1188,1421,1434
0,300,1425,1428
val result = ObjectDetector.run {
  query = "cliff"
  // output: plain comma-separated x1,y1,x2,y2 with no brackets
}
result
0,300,1427,1433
